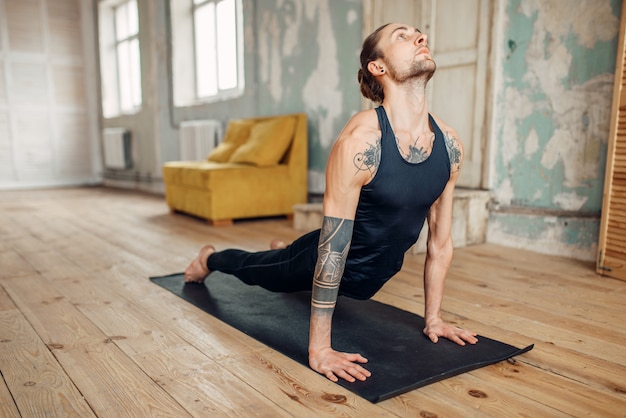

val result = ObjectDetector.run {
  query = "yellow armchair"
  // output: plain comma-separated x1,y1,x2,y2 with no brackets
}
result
163,113,308,225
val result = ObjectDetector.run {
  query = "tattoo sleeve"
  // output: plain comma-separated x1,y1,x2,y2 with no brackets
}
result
444,131,462,173
311,216,354,315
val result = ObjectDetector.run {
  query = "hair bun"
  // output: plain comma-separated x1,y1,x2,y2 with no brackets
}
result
357,68,365,83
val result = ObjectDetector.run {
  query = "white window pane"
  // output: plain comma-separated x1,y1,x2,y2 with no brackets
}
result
115,3,128,40
194,3,217,97
127,0,138,36
117,41,132,111
186,0,243,101
217,0,237,90
130,38,142,107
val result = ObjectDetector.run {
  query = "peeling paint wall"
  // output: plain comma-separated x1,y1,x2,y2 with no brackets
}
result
488,0,621,260
255,0,362,193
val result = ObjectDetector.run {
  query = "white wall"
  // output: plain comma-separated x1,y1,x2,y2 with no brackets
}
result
0,0,100,190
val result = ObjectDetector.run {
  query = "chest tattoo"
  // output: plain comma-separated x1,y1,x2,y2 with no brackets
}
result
398,133,434,164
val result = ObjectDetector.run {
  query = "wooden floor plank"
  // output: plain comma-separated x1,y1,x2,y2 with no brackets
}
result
378,389,475,418
0,284,18,312
64,281,300,415
135,346,294,417
0,288,95,417
0,274,192,417
474,357,626,417
14,233,309,413
432,372,569,417
0,374,20,418
1,187,626,416
0,250,38,279
223,349,393,417
449,256,625,318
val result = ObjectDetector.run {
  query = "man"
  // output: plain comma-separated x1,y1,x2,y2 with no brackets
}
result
184,23,478,384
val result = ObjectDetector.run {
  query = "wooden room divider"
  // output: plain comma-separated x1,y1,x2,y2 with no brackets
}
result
597,0,626,281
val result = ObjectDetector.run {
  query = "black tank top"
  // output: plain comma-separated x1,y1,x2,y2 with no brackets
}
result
340,106,451,299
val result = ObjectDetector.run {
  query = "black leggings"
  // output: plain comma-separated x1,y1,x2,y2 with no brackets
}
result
206,229,321,293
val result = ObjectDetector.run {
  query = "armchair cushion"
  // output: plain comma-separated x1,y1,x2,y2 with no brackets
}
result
207,119,255,162
228,116,296,166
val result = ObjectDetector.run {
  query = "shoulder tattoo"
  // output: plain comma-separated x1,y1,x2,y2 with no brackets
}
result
444,131,462,173
311,216,354,314
353,137,381,177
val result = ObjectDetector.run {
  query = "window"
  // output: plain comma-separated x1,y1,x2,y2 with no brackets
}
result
98,0,142,117
114,1,142,112
171,0,244,106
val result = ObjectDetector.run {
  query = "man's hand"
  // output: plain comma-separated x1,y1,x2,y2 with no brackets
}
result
309,347,371,383
424,318,478,346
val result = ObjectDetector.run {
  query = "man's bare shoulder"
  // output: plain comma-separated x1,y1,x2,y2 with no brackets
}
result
338,109,381,146
430,113,464,173
328,109,382,181
430,114,460,140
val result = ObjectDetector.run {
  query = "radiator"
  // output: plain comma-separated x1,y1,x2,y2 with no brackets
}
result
103,128,132,169
179,120,223,160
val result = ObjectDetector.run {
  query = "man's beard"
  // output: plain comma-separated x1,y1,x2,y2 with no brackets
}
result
385,58,436,84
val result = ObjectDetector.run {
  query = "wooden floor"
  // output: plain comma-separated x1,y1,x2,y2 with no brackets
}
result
1,187,625,417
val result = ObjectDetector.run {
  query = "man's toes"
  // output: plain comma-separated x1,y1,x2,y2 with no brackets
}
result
183,245,215,283
270,239,286,250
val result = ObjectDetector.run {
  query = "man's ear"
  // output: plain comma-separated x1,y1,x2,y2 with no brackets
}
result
367,61,385,76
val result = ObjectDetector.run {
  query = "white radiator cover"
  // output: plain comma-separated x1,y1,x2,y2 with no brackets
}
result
179,120,223,161
103,128,132,169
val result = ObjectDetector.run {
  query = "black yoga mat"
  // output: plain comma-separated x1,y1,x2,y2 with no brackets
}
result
150,272,533,403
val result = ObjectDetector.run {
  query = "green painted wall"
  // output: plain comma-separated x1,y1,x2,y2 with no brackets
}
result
488,0,621,260
254,0,362,191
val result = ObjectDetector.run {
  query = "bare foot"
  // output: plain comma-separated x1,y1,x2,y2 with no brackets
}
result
184,245,215,283
270,239,287,250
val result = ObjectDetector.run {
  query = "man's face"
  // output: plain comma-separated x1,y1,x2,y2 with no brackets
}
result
377,23,436,83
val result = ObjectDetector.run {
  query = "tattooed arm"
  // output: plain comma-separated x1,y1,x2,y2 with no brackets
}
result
308,216,371,382
422,120,477,346
308,111,380,383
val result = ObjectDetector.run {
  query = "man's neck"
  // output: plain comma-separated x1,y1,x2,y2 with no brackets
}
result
381,82,430,134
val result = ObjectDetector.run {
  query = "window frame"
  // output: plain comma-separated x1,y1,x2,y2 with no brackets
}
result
113,0,142,113
170,0,245,107
192,0,244,101
98,0,143,118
